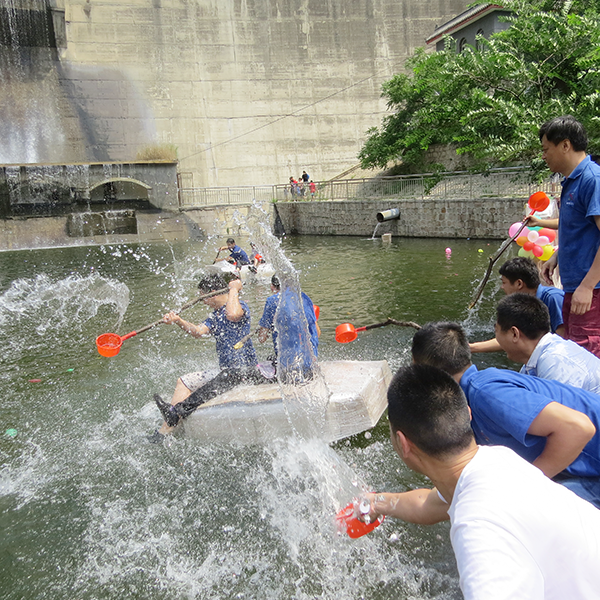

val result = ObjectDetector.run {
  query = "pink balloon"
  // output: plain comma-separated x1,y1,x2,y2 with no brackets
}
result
536,235,550,246
532,244,544,257
527,230,539,243
508,222,523,238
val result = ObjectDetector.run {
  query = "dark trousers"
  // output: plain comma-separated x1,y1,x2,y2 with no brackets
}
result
175,367,269,420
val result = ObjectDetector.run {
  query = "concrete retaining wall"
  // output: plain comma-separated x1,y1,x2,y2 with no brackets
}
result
0,210,196,252
3,0,471,187
274,198,527,239
0,196,528,251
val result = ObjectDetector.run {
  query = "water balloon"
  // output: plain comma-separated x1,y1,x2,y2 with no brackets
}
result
508,222,523,238
5,428,17,437
539,228,556,243
527,230,539,243
532,244,544,258
523,241,534,252
516,235,528,247
540,245,555,261
536,235,550,246
518,247,534,258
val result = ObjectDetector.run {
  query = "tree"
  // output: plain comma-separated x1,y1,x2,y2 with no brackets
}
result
359,0,600,176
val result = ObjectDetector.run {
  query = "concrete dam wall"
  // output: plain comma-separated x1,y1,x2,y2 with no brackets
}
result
1,0,471,188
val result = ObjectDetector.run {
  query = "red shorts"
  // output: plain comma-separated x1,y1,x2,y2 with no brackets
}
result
563,288,600,358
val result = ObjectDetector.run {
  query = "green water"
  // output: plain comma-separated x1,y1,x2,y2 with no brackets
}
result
0,234,514,600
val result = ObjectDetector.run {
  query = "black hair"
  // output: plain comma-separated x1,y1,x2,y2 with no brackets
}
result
411,322,471,376
539,115,588,152
198,273,228,294
271,275,280,289
498,257,540,290
226,238,235,245
496,293,550,340
387,364,474,458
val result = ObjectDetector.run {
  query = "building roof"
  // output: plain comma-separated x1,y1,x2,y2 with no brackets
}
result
425,3,506,45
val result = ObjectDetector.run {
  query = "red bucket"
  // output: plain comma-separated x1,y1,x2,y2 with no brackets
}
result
96,333,123,357
335,323,357,344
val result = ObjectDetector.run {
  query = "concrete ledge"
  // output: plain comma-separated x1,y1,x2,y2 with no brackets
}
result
0,210,197,252
274,198,527,239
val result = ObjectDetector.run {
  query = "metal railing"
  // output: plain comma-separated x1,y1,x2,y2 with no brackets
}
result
178,168,555,209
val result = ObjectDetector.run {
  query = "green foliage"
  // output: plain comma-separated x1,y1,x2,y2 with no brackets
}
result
359,0,600,175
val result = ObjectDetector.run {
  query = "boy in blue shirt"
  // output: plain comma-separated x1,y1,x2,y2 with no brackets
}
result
258,275,320,383
413,321,600,508
216,238,251,271
150,274,269,440
470,257,564,353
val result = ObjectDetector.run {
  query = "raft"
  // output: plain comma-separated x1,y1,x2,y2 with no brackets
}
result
204,261,275,280
181,360,392,444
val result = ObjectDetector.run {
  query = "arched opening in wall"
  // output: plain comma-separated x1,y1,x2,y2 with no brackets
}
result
458,37,467,53
475,29,485,51
88,178,151,208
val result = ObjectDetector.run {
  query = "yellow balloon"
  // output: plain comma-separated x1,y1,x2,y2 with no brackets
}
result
540,245,555,262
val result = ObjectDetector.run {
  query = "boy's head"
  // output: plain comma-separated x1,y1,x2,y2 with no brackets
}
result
226,238,236,248
495,293,550,342
387,364,474,461
498,257,540,293
198,274,228,295
271,275,281,291
411,322,471,377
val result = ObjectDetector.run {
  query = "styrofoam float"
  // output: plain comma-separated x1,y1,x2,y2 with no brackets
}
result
204,261,275,280
181,360,392,444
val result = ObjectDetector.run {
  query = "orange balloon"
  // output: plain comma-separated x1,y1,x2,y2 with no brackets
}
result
516,235,528,247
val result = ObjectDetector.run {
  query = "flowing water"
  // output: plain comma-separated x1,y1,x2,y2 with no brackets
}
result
0,232,515,599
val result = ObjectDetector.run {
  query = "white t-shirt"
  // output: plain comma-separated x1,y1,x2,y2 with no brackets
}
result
521,332,600,394
447,445,600,600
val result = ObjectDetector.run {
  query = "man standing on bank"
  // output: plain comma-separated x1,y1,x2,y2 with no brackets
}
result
539,115,600,357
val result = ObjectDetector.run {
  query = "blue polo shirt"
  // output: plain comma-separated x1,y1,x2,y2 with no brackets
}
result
536,284,564,333
203,300,256,369
459,364,600,477
558,156,600,292
259,288,318,370
228,245,250,265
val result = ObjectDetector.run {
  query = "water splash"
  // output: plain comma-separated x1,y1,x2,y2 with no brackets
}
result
237,201,332,440
0,273,129,329
0,273,129,378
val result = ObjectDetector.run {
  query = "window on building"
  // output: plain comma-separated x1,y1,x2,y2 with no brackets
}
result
475,29,485,51
458,37,467,53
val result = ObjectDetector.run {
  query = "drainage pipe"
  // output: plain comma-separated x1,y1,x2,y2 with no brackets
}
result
376,208,400,223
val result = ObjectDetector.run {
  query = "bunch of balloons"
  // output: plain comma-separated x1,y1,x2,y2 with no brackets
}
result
508,222,556,261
